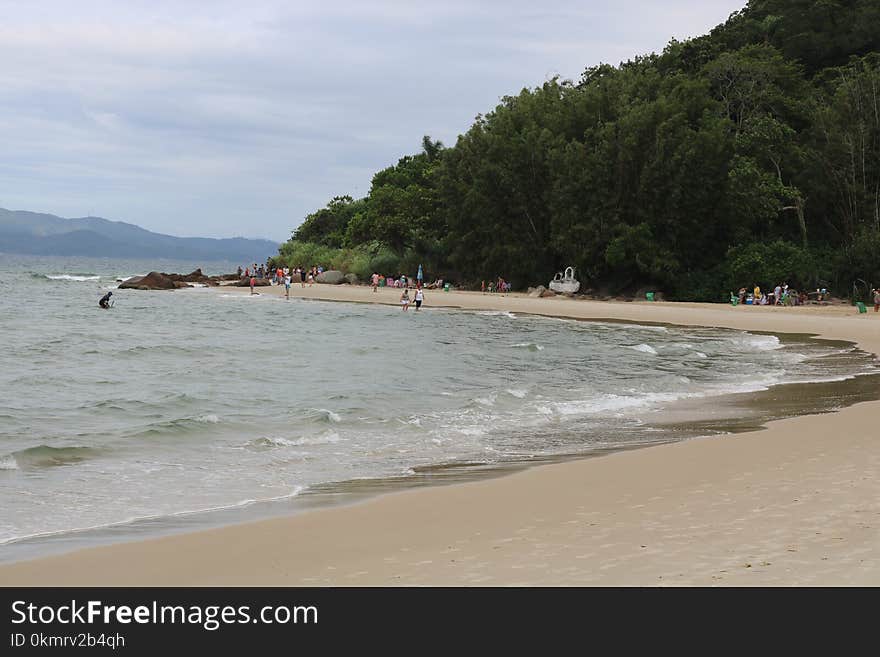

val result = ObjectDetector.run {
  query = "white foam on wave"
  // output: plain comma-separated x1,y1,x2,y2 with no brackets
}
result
738,335,782,351
693,352,708,359
0,487,307,546
259,432,342,448
506,388,528,399
0,455,19,470
551,391,693,417
194,414,220,424
46,274,100,282
454,426,487,437
512,343,544,351
629,344,658,355
478,311,517,319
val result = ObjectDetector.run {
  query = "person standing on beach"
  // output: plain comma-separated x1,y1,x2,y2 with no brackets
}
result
414,287,424,310
284,272,291,299
371,272,379,292
250,276,256,295
401,288,410,311
874,288,880,312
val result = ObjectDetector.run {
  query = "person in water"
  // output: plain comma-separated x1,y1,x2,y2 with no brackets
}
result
99,291,113,309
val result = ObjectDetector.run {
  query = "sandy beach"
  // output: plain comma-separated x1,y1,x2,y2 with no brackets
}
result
2,283,879,586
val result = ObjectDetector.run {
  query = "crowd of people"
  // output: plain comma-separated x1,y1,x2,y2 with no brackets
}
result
367,272,444,292
239,261,439,309
733,282,826,307
238,263,323,287
481,277,511,294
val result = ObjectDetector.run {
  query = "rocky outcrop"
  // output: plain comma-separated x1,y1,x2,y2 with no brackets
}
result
164,268,220,286
118,269,247,289
118,272,188,290
528,285,546,298
540,288,557,298
316,270,345,284
344,273,359,285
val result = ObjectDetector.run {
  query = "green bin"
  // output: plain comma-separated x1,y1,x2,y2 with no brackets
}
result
444,283,450,292
646,292,655,302
856,301,867,313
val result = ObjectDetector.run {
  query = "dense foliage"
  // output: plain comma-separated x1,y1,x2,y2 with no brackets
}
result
275,0,880,300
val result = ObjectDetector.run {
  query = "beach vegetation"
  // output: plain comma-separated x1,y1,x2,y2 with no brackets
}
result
276,0,880,300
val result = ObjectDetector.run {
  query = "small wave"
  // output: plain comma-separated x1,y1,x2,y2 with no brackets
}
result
292,408,342,424
6,445,100,469
506,388,528,399
248,436,301,450
512,343,544,351
130,414,223,438
453,427,486,437
738,335,782,351
44,274,100,282
0,487,307,547
629,344,658,355
120,345,198,357
478,311,517,319
693,352,708,359
549,391,693,417
247,432,341,450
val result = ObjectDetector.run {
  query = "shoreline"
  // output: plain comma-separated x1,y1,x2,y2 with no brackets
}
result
2,283,879,585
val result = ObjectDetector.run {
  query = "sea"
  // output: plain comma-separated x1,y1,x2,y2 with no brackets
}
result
1,254,878,562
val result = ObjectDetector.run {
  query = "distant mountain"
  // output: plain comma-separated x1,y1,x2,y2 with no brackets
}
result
0,208,279,262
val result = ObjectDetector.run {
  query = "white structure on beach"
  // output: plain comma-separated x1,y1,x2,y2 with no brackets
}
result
549,266,580,294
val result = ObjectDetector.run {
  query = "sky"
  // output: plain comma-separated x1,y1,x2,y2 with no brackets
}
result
0,0,747,242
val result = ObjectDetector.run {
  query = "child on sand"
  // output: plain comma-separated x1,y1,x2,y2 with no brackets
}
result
401,288,410,311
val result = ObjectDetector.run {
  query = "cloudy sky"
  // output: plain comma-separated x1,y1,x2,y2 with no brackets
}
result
0,0,746,242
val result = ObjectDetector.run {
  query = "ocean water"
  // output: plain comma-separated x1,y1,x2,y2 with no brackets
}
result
1,254,878,559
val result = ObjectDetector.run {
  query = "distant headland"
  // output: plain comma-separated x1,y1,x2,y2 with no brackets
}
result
0,208,278,262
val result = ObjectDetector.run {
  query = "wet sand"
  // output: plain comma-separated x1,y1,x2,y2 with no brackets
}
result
2,284,879,585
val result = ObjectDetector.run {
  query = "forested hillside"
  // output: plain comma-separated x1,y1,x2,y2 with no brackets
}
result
275,0,880,300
